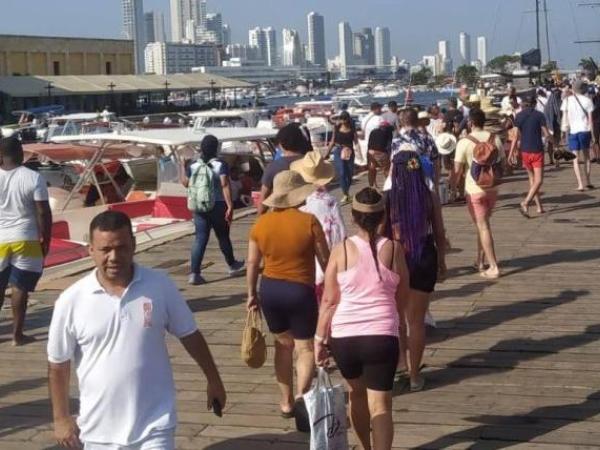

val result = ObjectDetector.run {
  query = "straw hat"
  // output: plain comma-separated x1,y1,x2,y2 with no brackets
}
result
418,111,431,120
261,170,315,209
435,133,458,155
467,94,481,106
480,96,501,115
289,151,335,185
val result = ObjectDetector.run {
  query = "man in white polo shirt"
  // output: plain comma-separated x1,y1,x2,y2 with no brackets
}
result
47,211,226,450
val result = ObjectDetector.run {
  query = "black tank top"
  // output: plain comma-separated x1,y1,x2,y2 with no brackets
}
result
334,126,355,147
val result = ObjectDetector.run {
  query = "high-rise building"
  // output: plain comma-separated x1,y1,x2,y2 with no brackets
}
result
145,41,220,74
353,32,366,65
362,27,375,66
477,36,487,67
144,11,166,43
249,27,277,66
282,29,302,67
145,12,155,43
222,24,231,47
375,27,391,68
459,32,471,66
307,12,326,67
438,40,452,74
338,22,353,77
122,0,145,74
170,0,203,42
423,54,442,76
197,12,222,44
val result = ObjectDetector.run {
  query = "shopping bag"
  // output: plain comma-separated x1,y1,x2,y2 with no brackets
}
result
240,310,267,368
304,368,349,450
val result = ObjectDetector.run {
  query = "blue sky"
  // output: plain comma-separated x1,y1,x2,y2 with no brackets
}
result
1,0,599,68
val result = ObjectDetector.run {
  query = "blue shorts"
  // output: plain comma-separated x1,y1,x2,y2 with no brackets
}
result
568,132,592,152
0,241,44,293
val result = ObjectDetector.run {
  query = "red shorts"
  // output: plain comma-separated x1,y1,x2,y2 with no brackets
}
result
467,191,497,221
522,152,544,170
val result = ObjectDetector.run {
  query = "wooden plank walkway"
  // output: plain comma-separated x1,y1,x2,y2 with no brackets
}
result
1,164,599,449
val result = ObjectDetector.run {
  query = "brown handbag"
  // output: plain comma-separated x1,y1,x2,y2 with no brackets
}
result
241,309,267,369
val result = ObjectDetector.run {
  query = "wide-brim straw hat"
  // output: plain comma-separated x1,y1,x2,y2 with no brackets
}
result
262,170,315,209
435,133,458,155
481,97,501,115
418,111,431,120
467,94,481,106
290,151,335,185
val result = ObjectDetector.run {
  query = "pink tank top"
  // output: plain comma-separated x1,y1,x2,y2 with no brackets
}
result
331,236,400,338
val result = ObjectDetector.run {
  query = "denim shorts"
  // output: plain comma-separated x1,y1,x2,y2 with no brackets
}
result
568,132,592,151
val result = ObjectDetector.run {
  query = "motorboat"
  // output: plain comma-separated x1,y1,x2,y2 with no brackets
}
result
1,105,65,141
41,127,277,269
188,109,265,128
44,112,120,142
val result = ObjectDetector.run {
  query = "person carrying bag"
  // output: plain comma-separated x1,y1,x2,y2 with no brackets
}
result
303,368,349,450
241,309,267,369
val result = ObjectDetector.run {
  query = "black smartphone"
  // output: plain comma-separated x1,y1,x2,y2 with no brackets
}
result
212,399,223,418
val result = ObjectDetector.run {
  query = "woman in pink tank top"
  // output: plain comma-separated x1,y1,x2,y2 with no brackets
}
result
314,188,409,450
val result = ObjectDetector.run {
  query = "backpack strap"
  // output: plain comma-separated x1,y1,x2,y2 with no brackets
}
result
466,135,480,145
487,133,496,145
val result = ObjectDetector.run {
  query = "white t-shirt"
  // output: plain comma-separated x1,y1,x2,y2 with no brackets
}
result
361,113,383,144
0,166,49,243
47,265,198,446
561,94,594,134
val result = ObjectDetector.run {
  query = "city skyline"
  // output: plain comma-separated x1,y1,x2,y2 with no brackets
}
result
0,0,598,68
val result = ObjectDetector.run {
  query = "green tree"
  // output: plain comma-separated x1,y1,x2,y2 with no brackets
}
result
579,57,598,79
487,54,520,73
411,67,432,85
455,65,479,86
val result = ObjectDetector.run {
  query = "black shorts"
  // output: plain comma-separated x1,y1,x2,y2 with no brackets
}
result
408,235,438,294
259,277,318,340
329,335,399,391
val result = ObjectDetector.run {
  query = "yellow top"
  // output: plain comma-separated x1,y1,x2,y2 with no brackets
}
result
455,129,504,196
250,208,325,286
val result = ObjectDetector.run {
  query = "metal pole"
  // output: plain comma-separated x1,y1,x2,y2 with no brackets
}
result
536,0,541,54
543,0,551,63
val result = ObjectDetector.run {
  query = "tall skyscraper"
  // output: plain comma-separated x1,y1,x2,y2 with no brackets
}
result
122,0,145,74
375,27,391,68
263,27,277,67
282,29,302,67
338,22,353,77
197,12,223,44
145,12,155,43
362,28,375,66
477,36,488,67
459,32,471,66
249,27,277,66
307,12,326,67
170,0,203,42
353,32,366,65
222,24,231,46
438,40,450,61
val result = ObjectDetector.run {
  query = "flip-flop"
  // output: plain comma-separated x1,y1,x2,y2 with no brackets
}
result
294,398,310,433
586,184,595,190
280,409,295,419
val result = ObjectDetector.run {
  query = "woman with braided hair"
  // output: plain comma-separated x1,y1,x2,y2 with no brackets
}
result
387,149,447,392
315,187,409,450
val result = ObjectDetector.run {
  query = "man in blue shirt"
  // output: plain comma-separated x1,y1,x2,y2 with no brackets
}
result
510,95,551,217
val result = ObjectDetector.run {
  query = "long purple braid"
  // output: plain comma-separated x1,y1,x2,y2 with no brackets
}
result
389,150,433,270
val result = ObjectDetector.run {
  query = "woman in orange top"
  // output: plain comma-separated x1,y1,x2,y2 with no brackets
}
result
247,170,329,431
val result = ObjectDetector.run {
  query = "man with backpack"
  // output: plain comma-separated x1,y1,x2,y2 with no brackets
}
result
180,135,245,285
453,108,504,280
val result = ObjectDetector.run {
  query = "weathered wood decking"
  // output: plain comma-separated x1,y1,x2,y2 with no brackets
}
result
1,164,599,449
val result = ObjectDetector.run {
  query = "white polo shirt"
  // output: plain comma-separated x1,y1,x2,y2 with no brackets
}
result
47,265,198,446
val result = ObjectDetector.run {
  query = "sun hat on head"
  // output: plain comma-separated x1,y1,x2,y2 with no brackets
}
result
418,111,431,120
435,133,458,155
261,170,315,209
290,151,335,185
467,94,481,105
480,96,501,115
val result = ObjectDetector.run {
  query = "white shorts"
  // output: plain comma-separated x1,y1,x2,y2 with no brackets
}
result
84,429,175,450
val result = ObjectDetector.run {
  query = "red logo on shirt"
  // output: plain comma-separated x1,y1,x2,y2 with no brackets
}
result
143,301,153,328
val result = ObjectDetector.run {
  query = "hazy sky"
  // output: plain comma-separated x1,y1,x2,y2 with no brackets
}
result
1,0,599,68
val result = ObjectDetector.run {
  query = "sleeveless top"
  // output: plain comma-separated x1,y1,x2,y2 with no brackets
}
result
331,236,401,339
334,126,355,148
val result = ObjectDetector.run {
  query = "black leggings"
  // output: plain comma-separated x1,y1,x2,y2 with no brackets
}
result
259,277,318,339
329,335,399,391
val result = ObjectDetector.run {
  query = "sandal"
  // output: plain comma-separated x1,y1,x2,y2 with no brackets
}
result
280,408,295,419
518,204,530,219
410,376,425,393
480,270,500,280
586,184,595,190
294,398,310,433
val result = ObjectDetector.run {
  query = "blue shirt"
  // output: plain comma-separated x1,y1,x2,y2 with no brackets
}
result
186,158,229,202
515,108,547,153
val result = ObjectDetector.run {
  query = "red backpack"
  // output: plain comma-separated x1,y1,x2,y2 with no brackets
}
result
467,134,503,189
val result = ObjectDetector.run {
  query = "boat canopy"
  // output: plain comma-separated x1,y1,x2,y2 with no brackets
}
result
12,105,65,116
50,113,105,122
50,127,278,147
23,143,158,164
